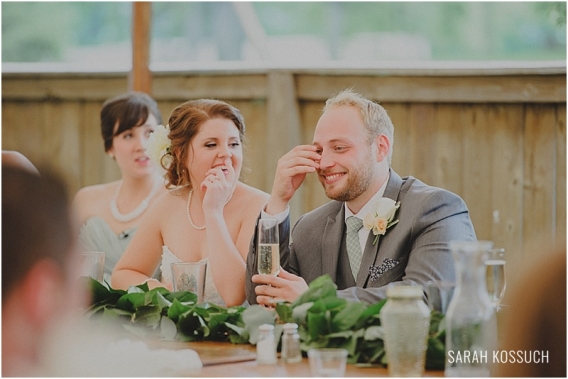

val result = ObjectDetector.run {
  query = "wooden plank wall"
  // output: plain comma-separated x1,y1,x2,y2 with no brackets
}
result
2,69,565,287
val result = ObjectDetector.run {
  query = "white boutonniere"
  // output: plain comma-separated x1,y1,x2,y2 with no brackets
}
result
144,124,173,176
363,198,400,245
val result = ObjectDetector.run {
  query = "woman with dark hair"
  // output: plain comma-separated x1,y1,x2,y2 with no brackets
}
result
112,99,269,306
73,92,166,282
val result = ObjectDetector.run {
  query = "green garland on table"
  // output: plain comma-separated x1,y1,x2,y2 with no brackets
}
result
84,275,446,369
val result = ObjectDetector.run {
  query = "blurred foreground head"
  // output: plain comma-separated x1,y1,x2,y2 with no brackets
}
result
2,165,204,376
497,240,566,377
2,164,84,375
2,164,77,297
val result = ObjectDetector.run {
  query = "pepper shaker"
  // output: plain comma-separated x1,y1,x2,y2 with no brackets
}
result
281,323,302,363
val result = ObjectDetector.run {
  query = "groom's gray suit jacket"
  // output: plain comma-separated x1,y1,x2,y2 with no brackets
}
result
246,169,477,304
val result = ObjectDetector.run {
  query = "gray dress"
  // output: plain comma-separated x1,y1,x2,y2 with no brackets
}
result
78,216,138,284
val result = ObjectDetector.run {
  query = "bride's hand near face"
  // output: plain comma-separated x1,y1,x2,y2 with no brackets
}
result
200,157,236,213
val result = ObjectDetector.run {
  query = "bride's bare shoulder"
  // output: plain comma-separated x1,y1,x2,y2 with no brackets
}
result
148,186,187,211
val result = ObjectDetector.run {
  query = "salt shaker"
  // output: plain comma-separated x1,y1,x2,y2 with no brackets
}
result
381,285,430,377
281,323,302,363
256,324,277,365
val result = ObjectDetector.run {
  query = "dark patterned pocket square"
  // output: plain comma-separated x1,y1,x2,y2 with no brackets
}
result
369,258,400,282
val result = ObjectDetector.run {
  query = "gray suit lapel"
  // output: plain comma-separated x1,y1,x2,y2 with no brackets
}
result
356,169,404,287
321,204,345,283
383,169,403,202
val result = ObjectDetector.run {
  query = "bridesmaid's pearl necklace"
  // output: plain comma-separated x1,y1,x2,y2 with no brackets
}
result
110,179,161,223
186,189,233,230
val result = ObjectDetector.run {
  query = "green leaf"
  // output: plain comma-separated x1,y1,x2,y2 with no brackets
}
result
84,303,108,318
307,309,330,341
132,305,162,327
87,277,126,305
128,285,146,294
242,305,275,344
177,309,208,341
167,298,192,321
123,323,148,338
292,302,313,323
152,290,172,309
207,312,233,341
226,322,249,344
326,330,355,339
363,326,384,341
354,299,386,329
102,306,131,318
331,301,365,331
307,298,326,313
293,275,337,305
321,297,348,315
166,291,198,304
160,315,177,340
275,302,294,322
425,335,446,370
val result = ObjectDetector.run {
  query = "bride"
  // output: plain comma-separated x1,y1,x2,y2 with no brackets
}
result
111,99,269,306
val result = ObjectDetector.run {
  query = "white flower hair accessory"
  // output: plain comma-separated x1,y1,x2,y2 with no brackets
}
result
363,198,400,245
144,124,173,176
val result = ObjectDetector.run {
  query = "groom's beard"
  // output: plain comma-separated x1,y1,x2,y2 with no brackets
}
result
320,152,374,203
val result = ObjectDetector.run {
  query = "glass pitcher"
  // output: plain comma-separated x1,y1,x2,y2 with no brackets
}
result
445,241,497,377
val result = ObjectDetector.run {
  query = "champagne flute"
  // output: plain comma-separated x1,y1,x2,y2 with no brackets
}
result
484,247,506,311
257,218,280,276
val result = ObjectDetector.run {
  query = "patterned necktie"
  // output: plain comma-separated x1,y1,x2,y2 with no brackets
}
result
346,216,364,280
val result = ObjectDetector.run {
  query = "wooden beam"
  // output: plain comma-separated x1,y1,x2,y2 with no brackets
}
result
3,72,566,103
266,72,303,223
130,2,152,93
296,74,566,103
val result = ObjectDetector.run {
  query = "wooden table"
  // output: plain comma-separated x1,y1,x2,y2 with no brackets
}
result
149,340,444,377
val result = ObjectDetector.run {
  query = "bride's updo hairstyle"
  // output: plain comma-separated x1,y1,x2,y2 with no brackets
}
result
165,99,245,189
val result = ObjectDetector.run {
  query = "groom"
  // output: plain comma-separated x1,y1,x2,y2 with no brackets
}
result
246,89,476,305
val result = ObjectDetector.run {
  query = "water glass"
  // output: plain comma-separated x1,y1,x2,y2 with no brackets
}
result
308,348,348,377
78,251,105,282
171,261,207,302
425,280,455,314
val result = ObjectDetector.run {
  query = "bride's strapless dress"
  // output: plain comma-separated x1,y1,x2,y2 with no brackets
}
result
160,246,225,306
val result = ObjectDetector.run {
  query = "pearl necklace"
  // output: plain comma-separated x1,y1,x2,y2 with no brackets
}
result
186,188,233,230
110,179,162,223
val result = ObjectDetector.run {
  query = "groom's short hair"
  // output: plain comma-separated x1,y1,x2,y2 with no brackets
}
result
324,89,395,165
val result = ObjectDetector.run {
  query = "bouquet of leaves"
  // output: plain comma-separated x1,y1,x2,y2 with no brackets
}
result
84,275,446,369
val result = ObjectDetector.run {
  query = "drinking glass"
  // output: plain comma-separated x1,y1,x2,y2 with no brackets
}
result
171,261,207,302
425,280,456,315
484,247,506,311
78,251,105,282
257,218,280,276
308,348,348,377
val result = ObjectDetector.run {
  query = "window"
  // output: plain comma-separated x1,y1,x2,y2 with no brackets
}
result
3,2,566,70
